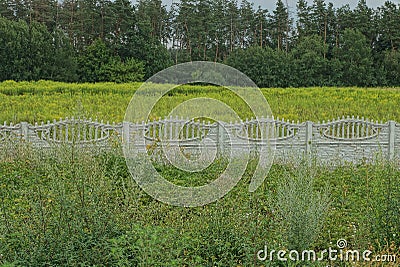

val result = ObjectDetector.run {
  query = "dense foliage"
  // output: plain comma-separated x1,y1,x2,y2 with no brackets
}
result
0,145,398,266
1,81,400,123
0,0,400,86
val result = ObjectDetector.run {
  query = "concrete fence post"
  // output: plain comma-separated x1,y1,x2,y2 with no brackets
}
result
122,121,130,148
305,121,313,155
21,122,29,142
217,122,224,156
388,120,395,160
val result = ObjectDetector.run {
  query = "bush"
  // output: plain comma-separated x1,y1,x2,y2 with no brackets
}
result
273,163,330,251
78,39,144,83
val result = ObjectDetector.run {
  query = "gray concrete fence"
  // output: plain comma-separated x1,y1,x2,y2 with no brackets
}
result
1,116,399,164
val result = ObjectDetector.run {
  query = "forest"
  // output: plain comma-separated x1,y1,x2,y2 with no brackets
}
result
0,0,399,87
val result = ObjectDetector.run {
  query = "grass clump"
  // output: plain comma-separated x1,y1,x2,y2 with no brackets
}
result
0,144,398,266
273,163,330,252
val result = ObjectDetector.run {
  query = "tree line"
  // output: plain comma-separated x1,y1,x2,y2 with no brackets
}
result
0,0,399,87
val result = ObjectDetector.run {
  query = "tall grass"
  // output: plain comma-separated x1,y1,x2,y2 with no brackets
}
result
0,142,398,266
1,81,400,123
273,162,330,252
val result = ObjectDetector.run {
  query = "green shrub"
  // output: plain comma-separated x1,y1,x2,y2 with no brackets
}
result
273,162,330,251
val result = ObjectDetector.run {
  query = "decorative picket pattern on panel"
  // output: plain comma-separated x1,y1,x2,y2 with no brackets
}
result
0,122,21,141
0,116,398,163
236,117,300,141
144,117,213,142
317,116,384,141
31,118,122,145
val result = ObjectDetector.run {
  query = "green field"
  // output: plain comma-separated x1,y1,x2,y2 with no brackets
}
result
1,80,400,123
0,146,399,266
0,81,399,266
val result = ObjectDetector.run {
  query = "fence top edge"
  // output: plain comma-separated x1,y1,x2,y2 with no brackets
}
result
0,117,396,128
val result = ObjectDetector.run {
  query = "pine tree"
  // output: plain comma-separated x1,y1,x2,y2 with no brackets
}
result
270,0,291,52
296,0,312,38
376,1,400,51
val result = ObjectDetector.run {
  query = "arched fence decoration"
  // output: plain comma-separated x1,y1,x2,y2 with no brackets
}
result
1,116,399,163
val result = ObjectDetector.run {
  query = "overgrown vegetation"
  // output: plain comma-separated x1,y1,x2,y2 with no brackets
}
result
1,81,400,123
0,143,398,266
1,1,399,265
273,164,330,252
